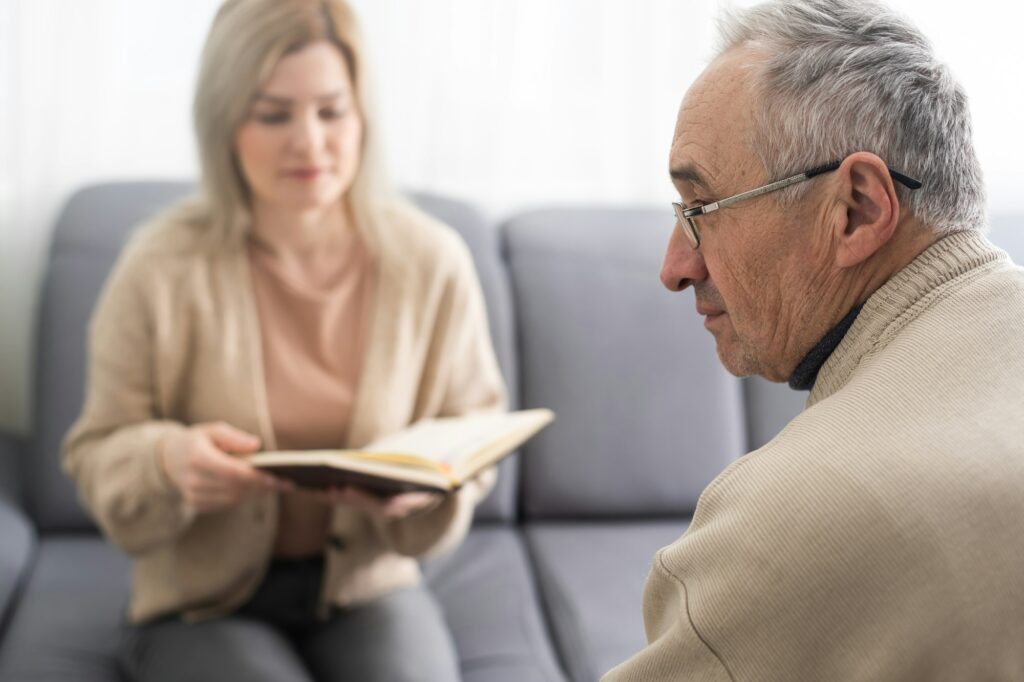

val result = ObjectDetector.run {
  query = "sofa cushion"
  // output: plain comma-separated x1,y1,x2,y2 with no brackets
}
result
0,529,564,682
0,535,130,681
0,432,35,638
0,528,565,679
0,498,34,640
424,526,567,682
30,184,519,530
524,520,690,682
504,208,746,518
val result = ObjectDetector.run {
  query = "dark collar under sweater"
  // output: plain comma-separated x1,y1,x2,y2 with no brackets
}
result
787,305,863,391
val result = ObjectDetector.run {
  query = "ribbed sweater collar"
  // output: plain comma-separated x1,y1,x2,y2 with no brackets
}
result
806,231,1007,408
788,304,862,391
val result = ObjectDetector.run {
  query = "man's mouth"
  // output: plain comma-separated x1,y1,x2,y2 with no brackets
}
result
696,305,726,329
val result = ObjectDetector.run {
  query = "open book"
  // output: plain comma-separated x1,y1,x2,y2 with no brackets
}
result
247,408,554,496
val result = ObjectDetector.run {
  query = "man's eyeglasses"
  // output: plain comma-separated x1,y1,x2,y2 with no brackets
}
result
671,159,923,249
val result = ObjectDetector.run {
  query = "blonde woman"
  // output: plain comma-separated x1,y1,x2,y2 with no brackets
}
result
62,1,504,679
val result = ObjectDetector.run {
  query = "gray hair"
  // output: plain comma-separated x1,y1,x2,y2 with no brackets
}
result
715,0,986,234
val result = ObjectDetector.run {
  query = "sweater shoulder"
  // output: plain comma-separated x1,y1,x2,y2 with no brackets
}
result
378,200,475,279
122,204,219,259
668,418,900,564
111,205,226,286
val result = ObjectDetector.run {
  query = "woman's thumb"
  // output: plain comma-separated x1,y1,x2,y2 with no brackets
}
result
202,422,261,454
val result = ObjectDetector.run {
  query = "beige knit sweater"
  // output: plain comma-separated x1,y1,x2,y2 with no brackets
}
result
63,200,506,624
604,232,1024,681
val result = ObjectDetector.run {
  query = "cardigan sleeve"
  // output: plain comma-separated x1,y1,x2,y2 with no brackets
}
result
376,235,506,558
62,245,195,556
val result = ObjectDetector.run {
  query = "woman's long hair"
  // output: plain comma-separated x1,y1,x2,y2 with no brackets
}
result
182,0,393,247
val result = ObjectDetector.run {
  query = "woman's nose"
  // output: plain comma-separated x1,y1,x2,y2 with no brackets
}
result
290,111,326,154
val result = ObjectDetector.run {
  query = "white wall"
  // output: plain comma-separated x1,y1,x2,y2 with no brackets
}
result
1,1,1022,434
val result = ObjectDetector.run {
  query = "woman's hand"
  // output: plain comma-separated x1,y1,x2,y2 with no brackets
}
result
312,486,443,520
158,422,291,514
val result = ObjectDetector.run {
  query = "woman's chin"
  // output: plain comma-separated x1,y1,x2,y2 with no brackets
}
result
268,187,346,212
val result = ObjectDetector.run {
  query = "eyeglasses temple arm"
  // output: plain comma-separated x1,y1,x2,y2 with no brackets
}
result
808,159,922,189
704,171,820,213
685,159,922,219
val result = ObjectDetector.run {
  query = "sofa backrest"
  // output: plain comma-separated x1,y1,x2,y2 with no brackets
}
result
32,183,195,531
742,375,807,450
29,183,519,531
32,182,1021,532
989,214,1024,263
504,208,747,519
410,194,519,522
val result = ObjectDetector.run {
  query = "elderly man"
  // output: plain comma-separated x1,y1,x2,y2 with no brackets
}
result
604,1,1024,680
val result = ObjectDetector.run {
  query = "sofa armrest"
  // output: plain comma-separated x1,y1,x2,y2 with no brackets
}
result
0,432,35,635
0,431,25,507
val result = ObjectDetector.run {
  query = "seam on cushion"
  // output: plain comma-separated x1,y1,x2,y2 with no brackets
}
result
541,552,592,681
524,533,591,682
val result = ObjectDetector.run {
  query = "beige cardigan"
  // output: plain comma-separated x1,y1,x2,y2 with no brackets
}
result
63,200,506,624
604,232,1024,681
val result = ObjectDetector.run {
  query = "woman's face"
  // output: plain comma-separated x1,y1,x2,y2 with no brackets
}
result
235,41,363,213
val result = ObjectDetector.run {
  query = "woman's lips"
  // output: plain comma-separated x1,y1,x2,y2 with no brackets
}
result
284,168,324,180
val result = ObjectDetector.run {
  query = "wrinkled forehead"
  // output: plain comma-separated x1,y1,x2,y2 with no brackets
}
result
670,49,763,195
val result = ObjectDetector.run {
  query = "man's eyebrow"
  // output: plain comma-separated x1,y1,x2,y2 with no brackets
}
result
669,164,710,190
253,90,347,105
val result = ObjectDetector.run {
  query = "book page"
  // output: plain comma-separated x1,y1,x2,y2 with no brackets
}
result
362,410,552,465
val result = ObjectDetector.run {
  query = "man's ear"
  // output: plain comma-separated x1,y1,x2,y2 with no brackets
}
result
831,152,900,268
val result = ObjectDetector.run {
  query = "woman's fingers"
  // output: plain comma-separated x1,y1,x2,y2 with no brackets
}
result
382,491,442,517
323,486,442,519
200,421,261,454
161,422,289,514
179,441,287,512
194,443,281,490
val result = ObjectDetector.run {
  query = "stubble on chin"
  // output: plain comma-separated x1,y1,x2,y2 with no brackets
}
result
712,327,761,378
695,283,766,378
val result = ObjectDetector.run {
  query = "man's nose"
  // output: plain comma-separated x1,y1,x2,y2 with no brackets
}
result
659,223,708,292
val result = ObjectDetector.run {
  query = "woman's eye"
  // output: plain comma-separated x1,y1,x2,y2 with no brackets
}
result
255,111,289,125
319,107,348,121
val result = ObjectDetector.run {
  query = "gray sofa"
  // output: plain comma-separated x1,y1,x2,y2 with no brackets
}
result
1,182,1017,681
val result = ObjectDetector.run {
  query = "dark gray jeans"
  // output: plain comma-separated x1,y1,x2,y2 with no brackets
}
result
120,557,460,682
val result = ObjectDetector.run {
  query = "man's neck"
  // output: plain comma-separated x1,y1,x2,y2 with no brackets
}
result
848,217,939,311
780,217,939,386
